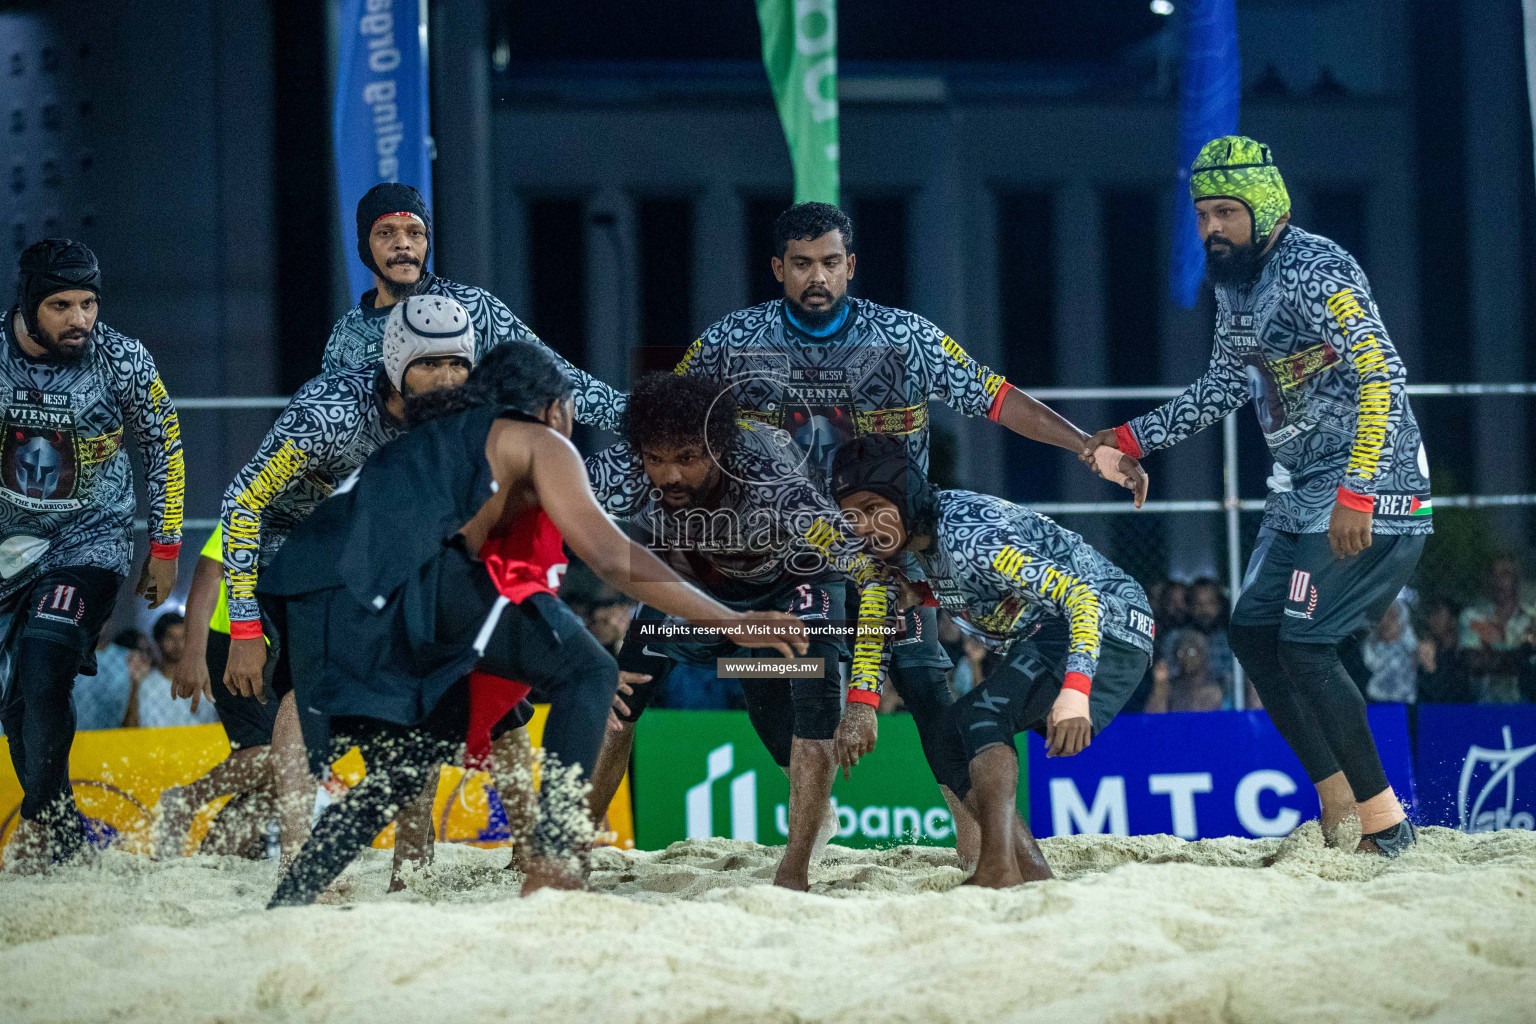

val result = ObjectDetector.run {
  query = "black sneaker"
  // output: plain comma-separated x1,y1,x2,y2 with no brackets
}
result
1361,818,1417,858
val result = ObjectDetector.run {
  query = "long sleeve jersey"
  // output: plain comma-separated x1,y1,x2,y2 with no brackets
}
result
586,421,893,700
914,490,1154,691
321,274,623,428
221,367,397,628
1118,228,1432,536
0,313,183,599
589,298,1012,494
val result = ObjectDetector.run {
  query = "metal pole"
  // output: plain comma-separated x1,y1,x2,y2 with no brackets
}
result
1222,413,1245,709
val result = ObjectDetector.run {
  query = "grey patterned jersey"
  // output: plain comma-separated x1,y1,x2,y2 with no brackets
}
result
586,421,891,696
321,274,623,429
593,298,1011,493
914,490,1154,684
220,367,397,624
1123,228,1432,535
0,312,184,601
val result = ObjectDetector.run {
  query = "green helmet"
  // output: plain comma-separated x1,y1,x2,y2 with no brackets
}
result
1190,136,1291,239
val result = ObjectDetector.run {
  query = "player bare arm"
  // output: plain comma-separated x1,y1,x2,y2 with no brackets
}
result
171,552,223,713
507,424,810,659
118,342,185,607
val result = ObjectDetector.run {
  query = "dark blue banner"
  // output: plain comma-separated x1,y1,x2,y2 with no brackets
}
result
1415,703,1536,832
1028,706,1415,839
1169,0,1240,308
334,0,433,303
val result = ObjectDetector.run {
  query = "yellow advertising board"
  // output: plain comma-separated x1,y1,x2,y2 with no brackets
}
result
0,705,632,857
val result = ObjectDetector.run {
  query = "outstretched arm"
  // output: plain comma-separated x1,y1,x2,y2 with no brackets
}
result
521,429,807,658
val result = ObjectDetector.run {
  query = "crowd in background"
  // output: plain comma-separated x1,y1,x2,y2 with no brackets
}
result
67,550,1536,732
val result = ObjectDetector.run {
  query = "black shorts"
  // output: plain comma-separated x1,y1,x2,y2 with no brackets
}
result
1232,529,1426,644
7,565,123,670
204,629,281,750
943,617,1150,798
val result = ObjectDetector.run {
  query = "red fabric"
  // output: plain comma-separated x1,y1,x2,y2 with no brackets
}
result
373,211,425,226
846,688,881,707
229,619,263,640
1061,671,1093,696
1113,423,1143,460
1335,487,1375,513
986,381,1016,423
480,507,567,602
465,670,532,769
149,541,181,560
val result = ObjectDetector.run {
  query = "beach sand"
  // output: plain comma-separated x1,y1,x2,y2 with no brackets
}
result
3,825,1535,1023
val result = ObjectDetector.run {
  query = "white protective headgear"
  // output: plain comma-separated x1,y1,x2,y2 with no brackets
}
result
381,294,476,393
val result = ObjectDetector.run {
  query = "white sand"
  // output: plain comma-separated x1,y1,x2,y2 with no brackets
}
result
3,826,1535,1023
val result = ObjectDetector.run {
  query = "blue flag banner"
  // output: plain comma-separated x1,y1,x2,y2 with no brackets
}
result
1169,0,1240,308
1415,703,1536,832
334,0,433,303
1028,706,1415,840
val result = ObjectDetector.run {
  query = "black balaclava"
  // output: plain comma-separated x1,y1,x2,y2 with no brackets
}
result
355,182,433,280
16,239,101,336
830,434,938,542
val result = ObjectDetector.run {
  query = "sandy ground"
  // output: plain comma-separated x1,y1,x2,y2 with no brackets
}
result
2,826,1535,1023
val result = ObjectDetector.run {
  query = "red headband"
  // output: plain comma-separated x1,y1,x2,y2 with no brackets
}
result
373,211,425,226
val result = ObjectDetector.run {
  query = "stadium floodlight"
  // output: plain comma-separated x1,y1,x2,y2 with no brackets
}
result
1151,0,1175,14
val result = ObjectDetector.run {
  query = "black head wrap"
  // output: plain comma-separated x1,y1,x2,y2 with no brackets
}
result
355,182,432,279
830,434,938,540
16,239,100,336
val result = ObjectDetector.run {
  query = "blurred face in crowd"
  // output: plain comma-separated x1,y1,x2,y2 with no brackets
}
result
370,215,428,298
1491,558,1520,605
1176,632,1210,678
157,622,186,665
838,491,907,560
1374,603,1403,643
773,231,855,329
1160,582,1189,628
26,289,98,360
1427,604,1458,647
640,439,721,510
1190,583,1224,631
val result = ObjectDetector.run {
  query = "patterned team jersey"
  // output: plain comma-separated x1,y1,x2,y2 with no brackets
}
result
321,274,622,428
220,367,397,624
592,298,1011,493
1123,228,1432,536
586,421,892,697
0,313,183,600
914,490,1154,683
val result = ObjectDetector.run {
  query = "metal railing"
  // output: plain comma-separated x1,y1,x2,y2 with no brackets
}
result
152,383,1536,708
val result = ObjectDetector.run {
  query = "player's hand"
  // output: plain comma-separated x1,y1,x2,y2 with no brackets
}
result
224,636,268,702
136,552,178,609
1045,689,1092,758
1077,428,1121,466
722,611,809,659
1081,441,1148,508
1328,502,1373,558
172,651,214,715
609,671,649,729
834,701,878,779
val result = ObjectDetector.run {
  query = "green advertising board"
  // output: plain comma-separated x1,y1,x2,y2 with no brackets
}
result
630,710,1028,851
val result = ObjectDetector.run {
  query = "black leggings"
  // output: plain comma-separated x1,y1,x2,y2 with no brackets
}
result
1229,623,1389,801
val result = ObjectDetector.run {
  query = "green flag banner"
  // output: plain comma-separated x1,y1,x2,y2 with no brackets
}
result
629,710,1029,850
756,0,840,205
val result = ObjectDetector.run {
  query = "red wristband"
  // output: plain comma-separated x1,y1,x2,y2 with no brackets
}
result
229,619,264,640
149,541,181,560
846,688,881,707
986,381,1016,422
1335,487,1374,513
1113,424,1143,460
1061,671,1093,696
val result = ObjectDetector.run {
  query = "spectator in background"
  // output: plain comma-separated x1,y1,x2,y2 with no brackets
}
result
1186,577,1236,686
68,633,137,731
584,598,636,656
1150,579,1191,666
949,634,989,699
1145,630,1226,712
132,613,219,728
1459,554,1535,704
1417,595,1471,703
1363,599,1417,704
